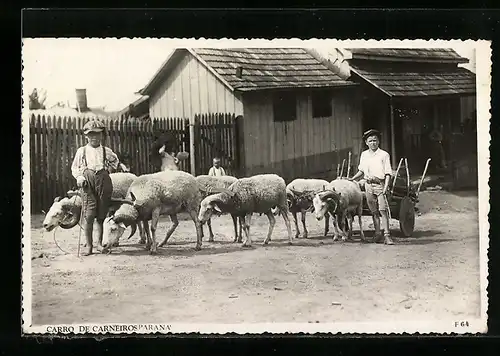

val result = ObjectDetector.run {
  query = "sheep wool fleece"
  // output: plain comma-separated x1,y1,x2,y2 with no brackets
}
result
81,147,113,221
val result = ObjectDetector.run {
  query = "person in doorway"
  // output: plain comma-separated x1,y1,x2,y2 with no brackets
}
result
71,119,120,256
428,124,447,169
208,157,226,176
349,129,394,245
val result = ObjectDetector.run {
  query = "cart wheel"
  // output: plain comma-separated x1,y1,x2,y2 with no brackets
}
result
399,196,415,237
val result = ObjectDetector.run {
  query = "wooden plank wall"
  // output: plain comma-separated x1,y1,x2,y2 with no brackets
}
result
149,51,244,119
241,87,363,183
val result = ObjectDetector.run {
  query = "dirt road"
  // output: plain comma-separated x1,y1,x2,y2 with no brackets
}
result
27,190,481,325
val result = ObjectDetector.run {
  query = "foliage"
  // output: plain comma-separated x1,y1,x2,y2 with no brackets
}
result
29,88,47,110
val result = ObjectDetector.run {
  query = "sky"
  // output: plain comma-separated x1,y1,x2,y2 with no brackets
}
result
22,39,176,112
22,39,477,112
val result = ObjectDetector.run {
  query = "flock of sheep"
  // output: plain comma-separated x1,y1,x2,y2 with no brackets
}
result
43,147,366,255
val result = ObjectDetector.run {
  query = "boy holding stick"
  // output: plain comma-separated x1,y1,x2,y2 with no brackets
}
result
71,119,120,256
349,129,394,245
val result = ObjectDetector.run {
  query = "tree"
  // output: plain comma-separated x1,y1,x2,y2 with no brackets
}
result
28,88,47,110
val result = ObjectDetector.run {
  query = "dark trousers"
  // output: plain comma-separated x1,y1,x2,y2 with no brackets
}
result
81,169,113,222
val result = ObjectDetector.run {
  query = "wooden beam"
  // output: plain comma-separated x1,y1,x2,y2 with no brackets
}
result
189,119,196,176
389,98,397,168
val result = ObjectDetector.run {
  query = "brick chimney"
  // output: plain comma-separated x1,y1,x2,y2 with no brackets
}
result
75,89,88,112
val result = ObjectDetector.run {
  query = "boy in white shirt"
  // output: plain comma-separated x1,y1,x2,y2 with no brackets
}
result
208,157,226,177
71,119,120,255
349,129,394,245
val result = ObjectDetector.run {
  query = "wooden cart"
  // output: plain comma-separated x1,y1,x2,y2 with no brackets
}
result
359,157,431,237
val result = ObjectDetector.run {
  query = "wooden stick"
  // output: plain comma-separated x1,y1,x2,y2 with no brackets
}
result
346,151,352,178
340,159,346,179
391,157,404,196
416,158,432,197
336,163,340,178
404,157,410,195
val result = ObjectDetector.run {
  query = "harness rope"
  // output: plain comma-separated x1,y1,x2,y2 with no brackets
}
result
50,191,86,257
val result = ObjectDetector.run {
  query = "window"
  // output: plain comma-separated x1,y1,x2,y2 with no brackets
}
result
273,91,297,122
312,89,332,118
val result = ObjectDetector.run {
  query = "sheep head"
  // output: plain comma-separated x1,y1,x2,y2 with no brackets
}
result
289,188,318,210
312,189,341,221
101,203,139,253
42,195,82,231
198,193,229,222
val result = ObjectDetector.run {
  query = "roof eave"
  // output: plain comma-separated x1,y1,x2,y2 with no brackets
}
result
350,54,469,64
350,68,393,97
234,82,358,92
187,49,235,92
138,49,183,96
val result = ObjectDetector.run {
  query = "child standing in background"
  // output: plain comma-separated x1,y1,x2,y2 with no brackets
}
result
208,157,226,176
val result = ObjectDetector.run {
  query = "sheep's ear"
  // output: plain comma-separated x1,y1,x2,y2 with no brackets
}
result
118,222,127,229
130,192,136,202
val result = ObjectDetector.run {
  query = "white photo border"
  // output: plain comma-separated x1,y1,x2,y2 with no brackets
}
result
20,38,491,336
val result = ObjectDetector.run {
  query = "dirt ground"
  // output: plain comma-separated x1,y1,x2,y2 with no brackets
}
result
27,190,482,325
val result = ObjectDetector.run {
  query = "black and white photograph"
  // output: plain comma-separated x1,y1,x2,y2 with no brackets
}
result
21,38,490,335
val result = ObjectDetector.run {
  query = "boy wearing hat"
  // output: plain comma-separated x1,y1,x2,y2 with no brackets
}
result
349,129,394,245
71,119,120,255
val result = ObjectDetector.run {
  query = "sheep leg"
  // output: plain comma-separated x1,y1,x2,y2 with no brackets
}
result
292,211,300,238
324,212,330,237
301,210,308,239
347,214,354,240
237,216,245,243
187,209,203,251
143,220,152,249
158,214,179,248
242,214,253,247
339,211,349,241
138,221,146,244
263,211,276,245
231,215,239,242
331,213,342,241
358,205,367,242
207,218,215,242
239,218,243,243
149,207,162,254
281,209,294,245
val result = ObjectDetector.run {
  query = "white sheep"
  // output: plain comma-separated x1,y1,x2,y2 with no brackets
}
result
195,175,243,243
312,178,366,242
102,170,203,254
286,178,331,239
197,174,293,247
42,172,147,244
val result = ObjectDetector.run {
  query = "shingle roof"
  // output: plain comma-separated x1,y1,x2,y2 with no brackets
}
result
351,64,476,97
346,48,469,64
191,48,355,91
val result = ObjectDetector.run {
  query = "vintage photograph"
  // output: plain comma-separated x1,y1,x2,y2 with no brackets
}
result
21,38,490,335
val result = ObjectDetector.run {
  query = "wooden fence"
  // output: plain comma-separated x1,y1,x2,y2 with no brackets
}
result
194,113,240,177
28,113,239,214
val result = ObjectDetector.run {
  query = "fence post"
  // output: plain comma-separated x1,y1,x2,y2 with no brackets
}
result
189,116,196,176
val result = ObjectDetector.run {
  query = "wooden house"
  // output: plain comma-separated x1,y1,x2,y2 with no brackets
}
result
138,48,364,181
119,95,150,120
325,48,477,187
